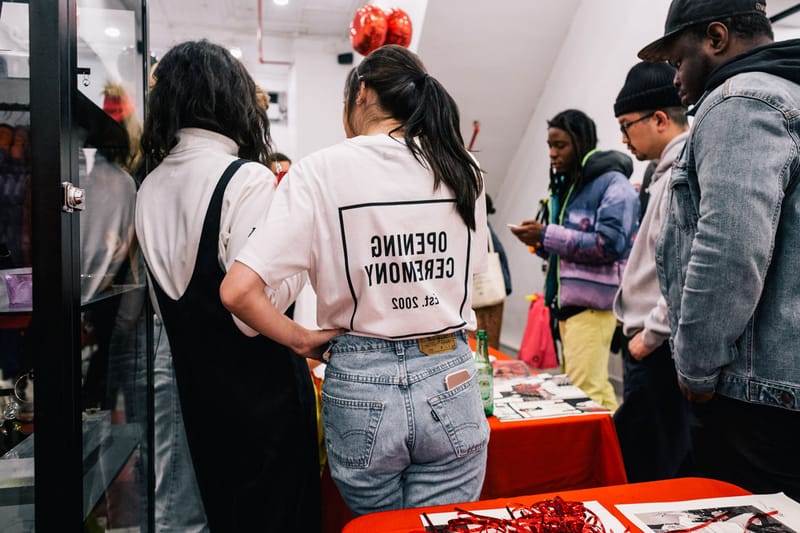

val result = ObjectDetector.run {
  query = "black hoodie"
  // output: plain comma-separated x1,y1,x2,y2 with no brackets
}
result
704,38,800,95
580,149,634,189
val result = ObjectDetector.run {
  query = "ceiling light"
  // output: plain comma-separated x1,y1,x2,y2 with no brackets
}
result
104,27,121,38
273,0,289,6
229,47,243,59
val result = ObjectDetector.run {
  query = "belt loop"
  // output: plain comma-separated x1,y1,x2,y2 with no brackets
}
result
395,341,405,357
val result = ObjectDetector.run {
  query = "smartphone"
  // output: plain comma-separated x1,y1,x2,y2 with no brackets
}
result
445,369,470,390
321,341,334,363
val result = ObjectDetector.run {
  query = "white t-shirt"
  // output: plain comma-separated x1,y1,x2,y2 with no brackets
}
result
237,134,488,340
135,128,306,336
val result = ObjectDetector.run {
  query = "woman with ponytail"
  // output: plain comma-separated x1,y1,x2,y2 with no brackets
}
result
221,44,490,515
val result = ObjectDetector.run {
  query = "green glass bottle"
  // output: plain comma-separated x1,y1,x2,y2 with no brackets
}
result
475,329,494,416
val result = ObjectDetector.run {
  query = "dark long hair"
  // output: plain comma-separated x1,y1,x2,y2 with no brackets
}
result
344,45,483,230
142,40,271,170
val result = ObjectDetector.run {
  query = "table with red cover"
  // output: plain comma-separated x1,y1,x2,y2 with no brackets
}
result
341,477,750,533
321,344,627,533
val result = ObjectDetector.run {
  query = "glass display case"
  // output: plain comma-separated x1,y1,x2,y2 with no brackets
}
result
0,0,152,530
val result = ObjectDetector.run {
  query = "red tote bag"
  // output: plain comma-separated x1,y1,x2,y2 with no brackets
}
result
518,294,558,369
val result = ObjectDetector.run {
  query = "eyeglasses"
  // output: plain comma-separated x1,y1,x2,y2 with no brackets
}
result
619,112,655,136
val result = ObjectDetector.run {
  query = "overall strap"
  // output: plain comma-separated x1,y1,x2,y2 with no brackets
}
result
194,158,249,271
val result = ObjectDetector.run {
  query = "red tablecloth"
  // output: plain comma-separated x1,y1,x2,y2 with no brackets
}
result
482,410,625,498
321,344,627,532
0,313,31,329
341,477,751,533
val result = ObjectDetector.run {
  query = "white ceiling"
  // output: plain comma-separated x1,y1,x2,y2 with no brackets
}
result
148,0,800,51
148,0,364,55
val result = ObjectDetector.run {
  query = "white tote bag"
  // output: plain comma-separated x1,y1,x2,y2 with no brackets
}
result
471,235,506,308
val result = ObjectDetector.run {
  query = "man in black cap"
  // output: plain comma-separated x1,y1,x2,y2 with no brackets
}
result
640,0,800,497
611,61,691,483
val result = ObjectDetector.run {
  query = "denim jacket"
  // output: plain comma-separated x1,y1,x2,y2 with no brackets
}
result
656,70,800,410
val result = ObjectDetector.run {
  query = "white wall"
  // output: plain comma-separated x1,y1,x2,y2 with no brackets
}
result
287,36,354,159
775,26,800,41
247,35,294,156
494,0,672,351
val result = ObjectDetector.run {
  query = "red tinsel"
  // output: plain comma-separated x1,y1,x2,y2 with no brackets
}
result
430,496,607,532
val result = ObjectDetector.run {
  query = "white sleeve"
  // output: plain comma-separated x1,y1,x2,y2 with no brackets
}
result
219,162,276,272
236,160,317,289
642,294,671,348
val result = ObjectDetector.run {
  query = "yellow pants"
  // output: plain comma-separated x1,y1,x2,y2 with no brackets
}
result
559,309,619,411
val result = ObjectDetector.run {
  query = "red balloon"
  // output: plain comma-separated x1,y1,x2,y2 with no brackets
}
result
384,8,413,48
349,4,388,56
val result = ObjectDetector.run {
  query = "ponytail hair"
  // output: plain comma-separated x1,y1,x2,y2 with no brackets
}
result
344,45,483,230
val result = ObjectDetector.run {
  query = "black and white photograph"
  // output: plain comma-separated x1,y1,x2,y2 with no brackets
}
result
618,494,800,533
635,505,795,532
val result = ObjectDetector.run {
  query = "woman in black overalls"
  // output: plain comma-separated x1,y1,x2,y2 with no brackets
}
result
136,40,328,532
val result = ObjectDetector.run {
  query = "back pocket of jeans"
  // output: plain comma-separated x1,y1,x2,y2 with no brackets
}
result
427,378,489,458
322,392,384,469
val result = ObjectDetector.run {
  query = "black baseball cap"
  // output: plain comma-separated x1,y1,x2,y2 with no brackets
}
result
638,0,768,61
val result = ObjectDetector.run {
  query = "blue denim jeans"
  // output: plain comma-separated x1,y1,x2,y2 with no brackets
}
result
153,316,209,533
322,331,489,516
